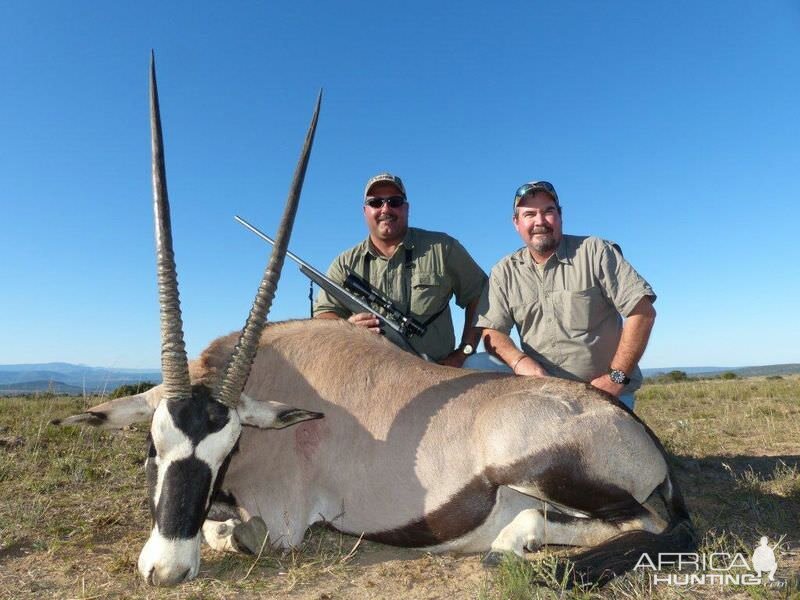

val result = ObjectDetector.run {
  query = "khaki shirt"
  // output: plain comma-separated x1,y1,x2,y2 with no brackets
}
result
476,235,655,392
313,227,487,361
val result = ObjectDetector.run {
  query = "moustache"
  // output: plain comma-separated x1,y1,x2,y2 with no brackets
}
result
530,226,553,235
378,215,397,222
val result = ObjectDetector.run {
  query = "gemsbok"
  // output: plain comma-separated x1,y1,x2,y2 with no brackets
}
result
54,56,696,588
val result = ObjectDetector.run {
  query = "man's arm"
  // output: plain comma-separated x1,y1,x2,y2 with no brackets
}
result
590,296,656,396
480,328,549,377
311,254,382,333
439,297,482,367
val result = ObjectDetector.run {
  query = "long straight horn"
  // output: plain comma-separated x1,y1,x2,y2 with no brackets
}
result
150,52,191,401
217,91,322,407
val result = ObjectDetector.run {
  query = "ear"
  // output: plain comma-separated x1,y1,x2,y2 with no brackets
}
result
51,385,164,429
237,394,324,429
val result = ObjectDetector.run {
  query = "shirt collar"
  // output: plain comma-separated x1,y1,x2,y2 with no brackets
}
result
554,236,572,265
512,236,571,267
364,227,415,258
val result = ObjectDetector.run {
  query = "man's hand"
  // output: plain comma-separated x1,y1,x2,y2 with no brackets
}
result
513,355,550,377
438,349,468,368
590,374,625,397
347,312,382,334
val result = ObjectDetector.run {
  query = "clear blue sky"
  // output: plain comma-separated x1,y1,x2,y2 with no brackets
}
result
1,1,798,370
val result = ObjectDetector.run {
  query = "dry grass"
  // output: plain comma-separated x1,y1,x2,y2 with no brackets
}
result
1,376,798,599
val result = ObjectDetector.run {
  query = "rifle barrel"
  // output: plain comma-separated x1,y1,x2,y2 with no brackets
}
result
235,215,317,274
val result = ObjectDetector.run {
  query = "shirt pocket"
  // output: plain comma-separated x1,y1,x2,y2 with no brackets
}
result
411,271,448,316
561,287,607,335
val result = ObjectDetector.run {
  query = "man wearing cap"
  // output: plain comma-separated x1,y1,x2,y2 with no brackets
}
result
313,172,487,367
474,180,656,409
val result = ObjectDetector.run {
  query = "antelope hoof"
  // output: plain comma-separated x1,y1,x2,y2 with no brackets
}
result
481,551,506,567
232,516,269,555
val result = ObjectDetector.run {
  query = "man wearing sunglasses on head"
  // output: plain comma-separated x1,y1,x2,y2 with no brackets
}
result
473,180,656,410
313,172,487,367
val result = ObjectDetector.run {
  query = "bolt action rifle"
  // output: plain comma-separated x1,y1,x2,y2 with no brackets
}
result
235,215,429,360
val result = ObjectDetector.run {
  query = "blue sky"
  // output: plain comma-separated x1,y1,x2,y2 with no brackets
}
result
1,1,798,369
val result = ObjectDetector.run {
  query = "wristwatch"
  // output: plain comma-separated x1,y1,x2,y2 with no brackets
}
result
460,343,476,356
608,368,631,385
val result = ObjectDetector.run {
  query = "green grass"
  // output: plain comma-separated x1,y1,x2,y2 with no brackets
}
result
1,377,799,599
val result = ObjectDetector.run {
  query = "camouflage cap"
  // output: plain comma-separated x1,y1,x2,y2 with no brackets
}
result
513,180,559,210
364,172,406,199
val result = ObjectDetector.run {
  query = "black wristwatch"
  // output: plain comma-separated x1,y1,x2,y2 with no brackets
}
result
608,368,631,385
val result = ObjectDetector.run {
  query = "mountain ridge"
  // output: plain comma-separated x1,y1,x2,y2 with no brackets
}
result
1,362,797,395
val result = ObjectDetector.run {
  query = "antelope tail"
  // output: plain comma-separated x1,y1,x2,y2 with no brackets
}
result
555,469,697,588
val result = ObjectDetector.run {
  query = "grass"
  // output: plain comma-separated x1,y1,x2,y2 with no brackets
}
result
0,376,798,599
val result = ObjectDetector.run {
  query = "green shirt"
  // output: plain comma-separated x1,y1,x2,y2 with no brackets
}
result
475,235,655,391
313,227,487,361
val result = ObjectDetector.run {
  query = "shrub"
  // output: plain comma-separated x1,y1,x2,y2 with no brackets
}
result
109,381,157,399
665,370,689,382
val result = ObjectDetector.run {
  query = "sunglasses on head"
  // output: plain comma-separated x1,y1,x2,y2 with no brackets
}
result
365,195,406,209
514,181,557,202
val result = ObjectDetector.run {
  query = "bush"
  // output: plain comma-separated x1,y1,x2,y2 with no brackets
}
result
664,370,689,382
719,371,738,380
109,381,157,399
643,370,690,385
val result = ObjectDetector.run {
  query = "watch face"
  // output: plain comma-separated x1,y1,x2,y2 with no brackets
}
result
462,344,475,356
609,370,626,384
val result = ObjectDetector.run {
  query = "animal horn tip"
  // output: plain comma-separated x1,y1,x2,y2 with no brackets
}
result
313,90,323,114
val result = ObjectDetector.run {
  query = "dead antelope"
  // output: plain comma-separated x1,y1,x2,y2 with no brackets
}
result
54,56,696,588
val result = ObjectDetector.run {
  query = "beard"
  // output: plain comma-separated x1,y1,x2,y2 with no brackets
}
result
529,228,558,254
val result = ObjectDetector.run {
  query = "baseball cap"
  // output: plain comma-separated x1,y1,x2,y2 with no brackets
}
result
364,172,406,199
513,180,559,210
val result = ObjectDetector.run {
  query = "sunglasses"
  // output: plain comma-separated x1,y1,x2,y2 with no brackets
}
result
365,195,406,209
514,181,557,203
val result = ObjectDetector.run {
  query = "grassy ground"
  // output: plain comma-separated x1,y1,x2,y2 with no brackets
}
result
0,377,798,599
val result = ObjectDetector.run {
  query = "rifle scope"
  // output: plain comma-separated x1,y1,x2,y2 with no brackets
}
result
343,273,427,338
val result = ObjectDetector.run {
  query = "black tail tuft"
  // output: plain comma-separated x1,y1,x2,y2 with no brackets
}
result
549,470,697,589
552,519,696,588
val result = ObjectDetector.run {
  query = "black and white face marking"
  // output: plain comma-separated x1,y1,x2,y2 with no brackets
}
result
138,385,242,586
137,386,324,586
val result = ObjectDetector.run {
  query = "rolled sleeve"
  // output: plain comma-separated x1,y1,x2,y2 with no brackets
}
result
598,242,656,317
474,264,514,333
312,257,350,318
447,239,488,308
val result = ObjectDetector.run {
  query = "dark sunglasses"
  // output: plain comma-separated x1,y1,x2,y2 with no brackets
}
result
365,195,406,209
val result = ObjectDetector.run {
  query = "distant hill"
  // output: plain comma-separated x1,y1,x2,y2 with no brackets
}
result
0,363,161,395
643,363,800,379
0,380,85,395
642,366,727,377
1,362,797,396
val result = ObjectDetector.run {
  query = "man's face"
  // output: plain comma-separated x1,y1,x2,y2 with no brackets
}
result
513,191,562,257
363,182,409,243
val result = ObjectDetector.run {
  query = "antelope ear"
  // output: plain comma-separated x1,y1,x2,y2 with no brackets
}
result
237,394,324,429
51,385,164,429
